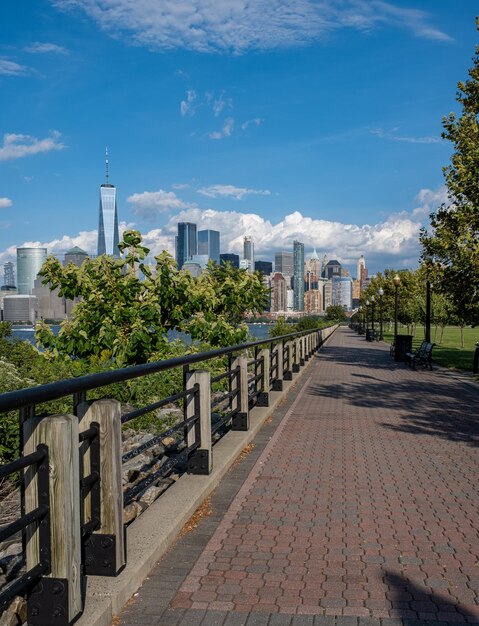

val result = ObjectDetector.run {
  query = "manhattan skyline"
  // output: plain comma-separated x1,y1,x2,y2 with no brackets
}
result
0,1,477,273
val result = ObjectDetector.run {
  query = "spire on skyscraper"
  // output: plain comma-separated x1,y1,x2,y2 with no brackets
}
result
105,146,109,184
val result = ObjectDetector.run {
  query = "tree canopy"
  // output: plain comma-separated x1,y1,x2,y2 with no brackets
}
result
420,18,479,325
36,230,269,365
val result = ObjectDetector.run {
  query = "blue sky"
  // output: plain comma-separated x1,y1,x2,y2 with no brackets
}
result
0,0,477,274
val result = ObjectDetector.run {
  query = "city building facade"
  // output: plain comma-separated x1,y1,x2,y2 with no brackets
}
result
176,222,197,269
17,247,47,295
243,236,254,273
275,252,294,277
220,253,239,268
254,260,272,276
198,230,220,264
293,240,304,311
3,262,15,288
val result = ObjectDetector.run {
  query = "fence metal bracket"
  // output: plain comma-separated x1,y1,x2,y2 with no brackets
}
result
27,577,69,626
187,449,210,475
83,533,118,576
256,392,269,407
231,412,248,431
292,364,300,373
283,371,293,381
272,380,283,392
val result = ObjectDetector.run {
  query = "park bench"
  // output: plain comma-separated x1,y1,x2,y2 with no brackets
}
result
405,341,435,370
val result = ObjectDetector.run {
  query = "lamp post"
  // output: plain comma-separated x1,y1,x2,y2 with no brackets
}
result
365,299,370,339
378,287,384,341
393,274,401,342
371,295,375,338
359,305,363,334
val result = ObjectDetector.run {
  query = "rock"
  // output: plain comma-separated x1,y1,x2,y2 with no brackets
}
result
5,555,23,581
123,502,142,525
157,408,182,420
121,428,136,442
0,595,26,626
122,454,149,482
161,437,175,447
138,486,162,507
144,444,165,460
2,544,21,558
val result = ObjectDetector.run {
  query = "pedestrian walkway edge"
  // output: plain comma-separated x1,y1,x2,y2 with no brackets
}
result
77,326,337,626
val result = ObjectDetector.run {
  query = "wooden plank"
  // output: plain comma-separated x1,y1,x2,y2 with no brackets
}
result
23,413,82,622
78,399,125,573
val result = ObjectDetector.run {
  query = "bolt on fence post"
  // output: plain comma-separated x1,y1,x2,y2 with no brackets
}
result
231,356,249,430
186,370,212,475
257,348,270,407
23,413,82,624
77,399,126,577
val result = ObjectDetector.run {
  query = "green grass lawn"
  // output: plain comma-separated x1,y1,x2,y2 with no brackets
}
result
382,325,479,371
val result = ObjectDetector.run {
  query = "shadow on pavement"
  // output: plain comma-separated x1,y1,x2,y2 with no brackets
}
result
310,334,479,447
384,570,479,624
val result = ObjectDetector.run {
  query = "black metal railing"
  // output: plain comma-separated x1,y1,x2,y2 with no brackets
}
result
0,445,50,613
0,323,336,625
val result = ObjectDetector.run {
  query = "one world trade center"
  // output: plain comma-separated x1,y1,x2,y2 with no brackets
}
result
97,147,120,257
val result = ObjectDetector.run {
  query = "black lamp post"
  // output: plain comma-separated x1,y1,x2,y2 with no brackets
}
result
365,299,370,339
378,287,384,341
359,305,363,334
371,295,375,337
393,274,401,342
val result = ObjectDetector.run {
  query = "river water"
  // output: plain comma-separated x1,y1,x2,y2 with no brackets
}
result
11,323,273,347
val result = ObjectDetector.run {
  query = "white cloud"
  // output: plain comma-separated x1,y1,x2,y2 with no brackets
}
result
24,42,68,54
0,58,29,76
52,0,451,54
127,189,195,220
241,118,264,131
0,198,13,209
209,117,234,140
212,92,232,117
411,185,449,220
172,183,190,190
197,185,271,200
0,131,66,161
158,206,422,268
180,90,197,117
372,128,441,144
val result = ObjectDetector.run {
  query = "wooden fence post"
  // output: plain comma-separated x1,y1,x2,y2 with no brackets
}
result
78,399,125,577
23,414,82,624
272,342,283,391
186,370,212,475
283,341,293,380
231,356,249,430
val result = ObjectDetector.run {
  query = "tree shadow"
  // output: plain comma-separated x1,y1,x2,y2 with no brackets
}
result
384,570,479,624
309,331,479,447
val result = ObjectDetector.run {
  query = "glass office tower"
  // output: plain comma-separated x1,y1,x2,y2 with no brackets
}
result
198,229,220,264
17,247,47,295
176,222,197,269
293,240,305,311
243,236,254,273
98,184,119,257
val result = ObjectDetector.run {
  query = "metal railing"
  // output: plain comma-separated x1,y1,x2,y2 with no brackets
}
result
0,323,337,625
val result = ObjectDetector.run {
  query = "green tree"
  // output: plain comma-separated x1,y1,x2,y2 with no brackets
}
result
420,18,479,325
36,231,269,365
325,305,347,322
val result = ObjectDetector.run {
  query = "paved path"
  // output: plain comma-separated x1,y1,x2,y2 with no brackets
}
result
118,327,479,626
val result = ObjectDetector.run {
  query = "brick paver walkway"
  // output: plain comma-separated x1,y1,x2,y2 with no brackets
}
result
118,327,479,625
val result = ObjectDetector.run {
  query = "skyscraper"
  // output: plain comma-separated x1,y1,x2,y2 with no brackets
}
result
176,222,197,269
17,247,47,295
197,229,220,264
275,252,294,277
220,253,240,268
97,148,120,257
254,261,272,276
64,247,89,267
3,262,15,287
293,241,305,312
243,236,254,273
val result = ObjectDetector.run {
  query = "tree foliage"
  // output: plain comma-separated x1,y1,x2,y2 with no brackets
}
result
420,18,479,325
35,231,269,365
324,305,347,322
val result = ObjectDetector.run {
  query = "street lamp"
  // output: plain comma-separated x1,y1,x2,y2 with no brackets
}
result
365,299,370,338
393,274,401,343
371,295,375,338
378,287,384,341
358,305,363,334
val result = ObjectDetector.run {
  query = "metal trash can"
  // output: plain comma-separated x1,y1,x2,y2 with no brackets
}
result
473,342,479,374
394,334,413,362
